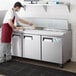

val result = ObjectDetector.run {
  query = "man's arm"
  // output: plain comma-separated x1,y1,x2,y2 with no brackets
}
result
18,18,33,26
8,19,16,30
18,18,35,29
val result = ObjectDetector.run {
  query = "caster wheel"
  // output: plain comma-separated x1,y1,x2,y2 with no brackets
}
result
68,59,71,62
59,64,64,68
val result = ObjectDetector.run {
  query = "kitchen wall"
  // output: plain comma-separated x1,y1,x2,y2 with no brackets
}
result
18,0,69,19
70,0,76,62
18,4,69,19
0,0,24,10
0,0,76,62
0,10,7,26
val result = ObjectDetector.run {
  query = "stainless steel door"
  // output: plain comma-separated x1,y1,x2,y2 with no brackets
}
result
23,34,41,60
42,36,62,64
11,34,22,57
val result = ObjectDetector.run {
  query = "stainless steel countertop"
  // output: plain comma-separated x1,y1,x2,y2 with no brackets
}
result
14,29,67,37
0,27,68,37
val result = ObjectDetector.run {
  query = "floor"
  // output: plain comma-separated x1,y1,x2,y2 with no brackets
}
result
13,57,76,73
0,60,76,76
0,57,76,76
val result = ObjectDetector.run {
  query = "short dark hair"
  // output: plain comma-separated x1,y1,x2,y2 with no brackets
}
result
14,2,23,8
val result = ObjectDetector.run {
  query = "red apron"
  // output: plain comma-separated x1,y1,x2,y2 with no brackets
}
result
1,16,15,43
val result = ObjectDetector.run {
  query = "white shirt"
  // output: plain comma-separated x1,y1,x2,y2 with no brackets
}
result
3,9,19,26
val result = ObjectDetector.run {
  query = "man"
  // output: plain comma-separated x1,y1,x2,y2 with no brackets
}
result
0,2,34,63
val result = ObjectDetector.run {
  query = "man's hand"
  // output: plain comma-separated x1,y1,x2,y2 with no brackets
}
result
16,27,24,30
31,24,36,30
29,23,33,26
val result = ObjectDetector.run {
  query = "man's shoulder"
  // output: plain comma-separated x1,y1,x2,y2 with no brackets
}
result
7,9,14,14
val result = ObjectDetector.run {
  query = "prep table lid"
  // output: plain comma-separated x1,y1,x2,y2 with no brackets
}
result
19,18,70,31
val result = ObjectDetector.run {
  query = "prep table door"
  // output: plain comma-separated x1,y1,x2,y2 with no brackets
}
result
42,36,62,64
23,34,41,60
11,34,22,57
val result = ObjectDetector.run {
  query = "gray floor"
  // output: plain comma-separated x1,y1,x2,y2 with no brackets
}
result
14,58,76,73
0,60,76,76
0,58,76,76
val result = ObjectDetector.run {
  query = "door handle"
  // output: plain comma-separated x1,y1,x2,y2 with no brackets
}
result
12,34,20,37
24,36,33,40
43,37,53,42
